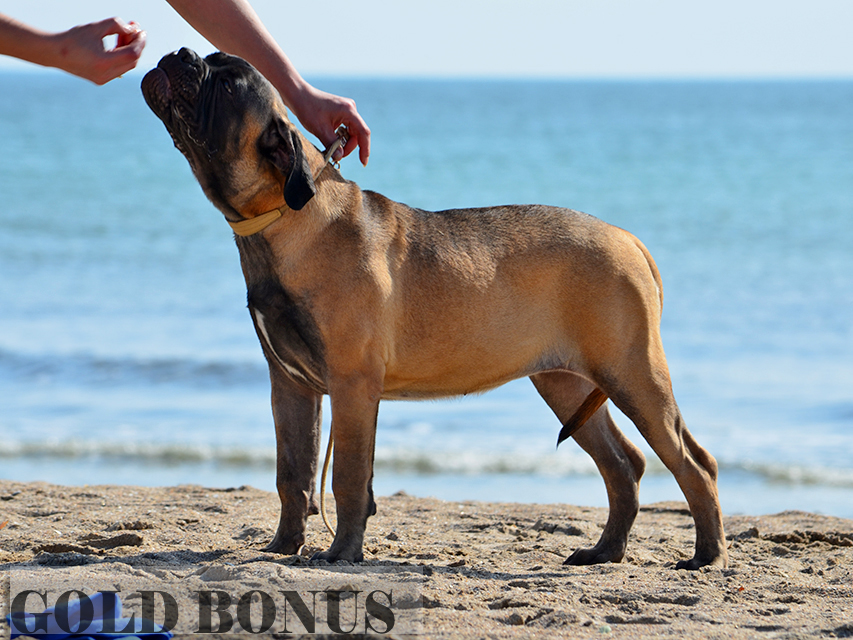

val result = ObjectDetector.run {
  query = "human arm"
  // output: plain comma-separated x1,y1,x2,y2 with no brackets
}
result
165,0,370,164
0,13,145,85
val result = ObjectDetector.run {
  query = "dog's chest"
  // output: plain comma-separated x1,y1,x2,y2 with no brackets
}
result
247,282,327,394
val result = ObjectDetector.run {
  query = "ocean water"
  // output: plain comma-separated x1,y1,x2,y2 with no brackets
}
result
1,72,852,518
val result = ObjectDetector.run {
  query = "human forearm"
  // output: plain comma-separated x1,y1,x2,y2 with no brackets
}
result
0,13,53,66
164,0,305,107
0,13,145,85
164,0,370,164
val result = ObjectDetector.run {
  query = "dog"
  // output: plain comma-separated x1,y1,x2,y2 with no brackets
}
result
141,48,728,569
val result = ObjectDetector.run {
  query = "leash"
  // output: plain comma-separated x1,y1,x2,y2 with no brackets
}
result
319,429,336,537
228,126,348,237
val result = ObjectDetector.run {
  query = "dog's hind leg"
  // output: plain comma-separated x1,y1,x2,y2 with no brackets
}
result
264,369,323,555
599,342,729,569
530,371,646,565
565,232,727,569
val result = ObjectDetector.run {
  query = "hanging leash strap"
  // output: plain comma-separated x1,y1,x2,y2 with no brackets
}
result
228,126,348,237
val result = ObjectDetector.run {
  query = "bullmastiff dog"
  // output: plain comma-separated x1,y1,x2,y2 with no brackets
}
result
141,48,728,569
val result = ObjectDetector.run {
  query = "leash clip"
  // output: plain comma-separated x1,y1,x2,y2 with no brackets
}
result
324,125,349,171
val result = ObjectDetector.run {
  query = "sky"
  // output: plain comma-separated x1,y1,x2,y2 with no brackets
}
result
2,0,852,79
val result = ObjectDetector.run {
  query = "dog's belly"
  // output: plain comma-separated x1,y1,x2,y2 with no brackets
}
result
380,348,567,400
379,377,517,401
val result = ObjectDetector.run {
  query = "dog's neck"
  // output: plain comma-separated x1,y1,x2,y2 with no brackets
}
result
228,133,346,238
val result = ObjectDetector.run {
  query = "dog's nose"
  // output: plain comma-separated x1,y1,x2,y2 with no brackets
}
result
178,47,201,67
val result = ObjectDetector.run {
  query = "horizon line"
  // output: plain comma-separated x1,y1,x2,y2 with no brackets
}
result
1,66,853,84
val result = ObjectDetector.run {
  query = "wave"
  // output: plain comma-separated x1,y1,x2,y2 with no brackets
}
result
0,348,267,389
0,439,275,467
728,459,853,488
2,439,853,489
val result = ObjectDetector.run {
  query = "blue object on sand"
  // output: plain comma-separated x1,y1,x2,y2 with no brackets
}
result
7,591,173,640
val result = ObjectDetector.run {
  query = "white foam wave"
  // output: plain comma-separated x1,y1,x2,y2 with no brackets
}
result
2,439,853,488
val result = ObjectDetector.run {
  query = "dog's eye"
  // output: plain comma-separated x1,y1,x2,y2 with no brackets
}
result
221,78,233,95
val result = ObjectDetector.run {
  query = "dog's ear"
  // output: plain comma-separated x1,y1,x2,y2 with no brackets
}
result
260,118,316,210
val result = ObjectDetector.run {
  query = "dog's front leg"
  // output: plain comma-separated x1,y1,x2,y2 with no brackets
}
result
264,368,323,555
312,373,381,563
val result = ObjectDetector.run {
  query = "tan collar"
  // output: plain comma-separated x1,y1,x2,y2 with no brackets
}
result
228,129,347,237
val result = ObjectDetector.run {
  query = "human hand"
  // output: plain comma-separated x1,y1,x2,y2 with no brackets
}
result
53,18,146,85
291,84,371,166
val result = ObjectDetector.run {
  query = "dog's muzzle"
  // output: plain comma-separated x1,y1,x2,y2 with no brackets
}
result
141,48,207,147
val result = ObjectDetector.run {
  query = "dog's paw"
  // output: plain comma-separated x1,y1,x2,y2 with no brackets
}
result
563,543,625,566
263,531,305,555
674,551,728,571
311,546,364,563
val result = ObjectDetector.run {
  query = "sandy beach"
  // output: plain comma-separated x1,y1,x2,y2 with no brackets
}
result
1,479,852,638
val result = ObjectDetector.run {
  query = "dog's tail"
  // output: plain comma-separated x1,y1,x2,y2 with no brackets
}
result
320,429,336,538
556,388,608,447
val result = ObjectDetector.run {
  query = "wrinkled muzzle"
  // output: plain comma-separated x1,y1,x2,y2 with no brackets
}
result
141,48,208,154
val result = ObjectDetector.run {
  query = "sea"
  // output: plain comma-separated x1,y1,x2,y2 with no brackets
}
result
1,72,852,519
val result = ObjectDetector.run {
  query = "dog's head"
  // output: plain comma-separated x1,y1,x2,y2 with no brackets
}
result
141,48,315,218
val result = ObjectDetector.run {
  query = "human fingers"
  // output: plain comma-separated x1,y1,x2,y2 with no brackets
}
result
334,115,371,166
99,18,145,61
101,21,146,81
116,21,144,49
326,98,370,165
89,17,132,42
115,25,146,61
92,37,145,84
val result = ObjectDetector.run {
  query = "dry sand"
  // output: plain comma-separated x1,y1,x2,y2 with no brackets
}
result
1,479,852,638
